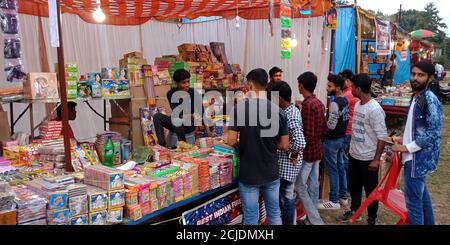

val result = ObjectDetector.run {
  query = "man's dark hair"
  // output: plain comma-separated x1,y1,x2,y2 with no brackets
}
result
411,61,435,77
351,73,372,94
173,69,191,83
269,81,292,102
297,72,317,93
328,74,345,90
56,101,77,118
391,53,397,60
246,68,269,88
339,69,354,81
269,66,283,78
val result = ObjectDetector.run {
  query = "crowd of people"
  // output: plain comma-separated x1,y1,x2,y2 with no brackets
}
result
156,60,442,225
225,61,442,226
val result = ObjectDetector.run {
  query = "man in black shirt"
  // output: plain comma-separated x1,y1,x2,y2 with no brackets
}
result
153,69,209,147
318,74,350,210
227,68,289,225
266,66,283,98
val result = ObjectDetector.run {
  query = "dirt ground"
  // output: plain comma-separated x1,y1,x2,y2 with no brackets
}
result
318,78,450,225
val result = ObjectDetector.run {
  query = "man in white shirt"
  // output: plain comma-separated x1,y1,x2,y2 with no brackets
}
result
336,73,387,225
434,62,444,80
393,61,443,225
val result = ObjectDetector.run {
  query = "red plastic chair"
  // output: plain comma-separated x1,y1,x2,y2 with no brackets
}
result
349,152,409,225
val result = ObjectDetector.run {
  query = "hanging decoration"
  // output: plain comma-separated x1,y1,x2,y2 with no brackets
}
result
306,5,313,68
268,0,274,37
280,0,292,59
1,0,26,82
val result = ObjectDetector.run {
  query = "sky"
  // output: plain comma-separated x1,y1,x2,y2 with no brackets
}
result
356,0,450,35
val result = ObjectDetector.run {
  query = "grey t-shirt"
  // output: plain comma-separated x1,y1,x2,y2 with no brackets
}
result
350,99,387,161
229,98,289,185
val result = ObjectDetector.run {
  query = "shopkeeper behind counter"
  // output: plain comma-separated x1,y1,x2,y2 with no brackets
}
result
55,101,77,140
153,69,211,148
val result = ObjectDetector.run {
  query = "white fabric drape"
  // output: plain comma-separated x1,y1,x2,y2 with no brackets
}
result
1,14,331,140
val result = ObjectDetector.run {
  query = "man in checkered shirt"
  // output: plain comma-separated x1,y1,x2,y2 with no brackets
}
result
269,81,306,225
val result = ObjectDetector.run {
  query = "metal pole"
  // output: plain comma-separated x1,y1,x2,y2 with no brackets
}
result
29,103,34,139
9,102,14,135
56,0,73,172
329,29,335,73
104,99,107,131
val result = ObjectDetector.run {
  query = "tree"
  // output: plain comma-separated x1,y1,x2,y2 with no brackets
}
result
366,9,388,21
417,2,447,45
397,9,421,32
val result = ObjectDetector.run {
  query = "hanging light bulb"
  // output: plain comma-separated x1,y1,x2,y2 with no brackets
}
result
405,39,410,47
291,34,298,48
235,6,240,29
93,0,105,23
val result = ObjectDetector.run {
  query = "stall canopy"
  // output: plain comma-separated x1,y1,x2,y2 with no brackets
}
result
17,0,332,25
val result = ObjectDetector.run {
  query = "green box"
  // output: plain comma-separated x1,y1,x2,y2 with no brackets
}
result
67,79,78,89
281,17,292,28
67,89,78,99
280,50,292,59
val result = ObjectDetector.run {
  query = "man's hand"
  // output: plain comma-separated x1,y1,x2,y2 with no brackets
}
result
368,159,380,172
392,144,408,152
290,152,299,165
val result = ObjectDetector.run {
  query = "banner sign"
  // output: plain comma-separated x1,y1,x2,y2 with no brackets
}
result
182,188,266,225
375,19,391,55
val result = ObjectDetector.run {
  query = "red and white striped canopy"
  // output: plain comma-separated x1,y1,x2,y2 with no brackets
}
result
17,0,332,25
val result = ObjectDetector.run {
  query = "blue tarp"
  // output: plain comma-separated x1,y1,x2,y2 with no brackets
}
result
393,49,411,85
333,7,356,74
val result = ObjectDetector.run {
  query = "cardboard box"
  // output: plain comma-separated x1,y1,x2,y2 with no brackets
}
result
89,210,107,225
178,43,197,52
124,51,143,59
131,86,146,99
107,207,124,225
70,214,88,225
154,84,171,98
131,99,147,118
108,189,125,208
24,73,59,99
132,118,144,148
0,209,17,225
109,117,130,139
156,97,172,114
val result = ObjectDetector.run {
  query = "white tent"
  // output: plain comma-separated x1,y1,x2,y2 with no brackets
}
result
1,14,331,140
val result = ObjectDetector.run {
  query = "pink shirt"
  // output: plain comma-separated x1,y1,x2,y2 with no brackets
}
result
343,87,360,136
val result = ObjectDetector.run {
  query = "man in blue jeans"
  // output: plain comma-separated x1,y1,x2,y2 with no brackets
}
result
318,74,349,210
269,81,306,225
295,72,327,225
226,68,289,225
393,62,442,225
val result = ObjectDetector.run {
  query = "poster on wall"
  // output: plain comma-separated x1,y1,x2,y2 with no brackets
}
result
325,7,337,30
182,188,266,225
375,19,391,55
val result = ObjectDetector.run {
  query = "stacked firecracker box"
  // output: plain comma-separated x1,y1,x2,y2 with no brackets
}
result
110,52,149,148
64,63,78,99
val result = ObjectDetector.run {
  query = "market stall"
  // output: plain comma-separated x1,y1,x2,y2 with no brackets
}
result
410,39,435,65
1,0,334,225
332,6,411,85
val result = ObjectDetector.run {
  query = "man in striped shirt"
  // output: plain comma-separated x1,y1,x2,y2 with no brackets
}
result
269,81,306,225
